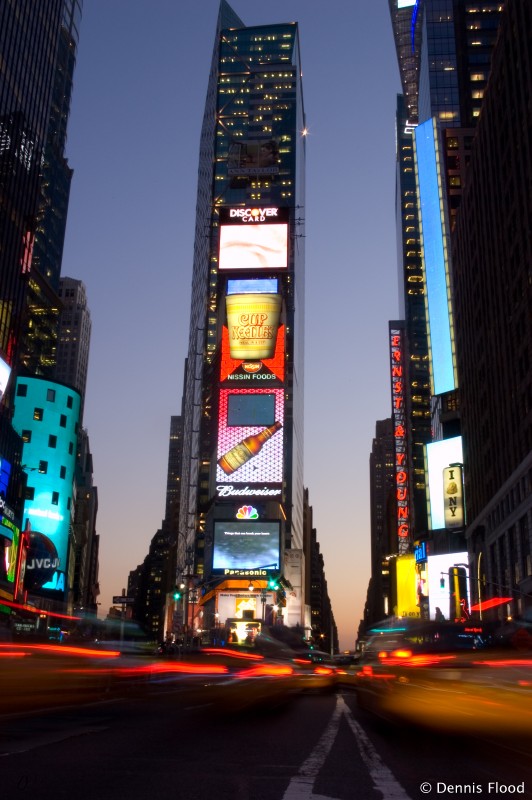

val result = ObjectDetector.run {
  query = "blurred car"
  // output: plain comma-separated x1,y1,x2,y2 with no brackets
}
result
352,620,532,735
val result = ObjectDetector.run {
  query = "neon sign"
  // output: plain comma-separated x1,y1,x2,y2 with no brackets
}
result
389,326,411,553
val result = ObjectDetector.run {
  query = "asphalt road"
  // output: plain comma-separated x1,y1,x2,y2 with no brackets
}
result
2,684,531,800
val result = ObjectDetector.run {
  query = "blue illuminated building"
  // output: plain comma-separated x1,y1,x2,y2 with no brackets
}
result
12,377,80,606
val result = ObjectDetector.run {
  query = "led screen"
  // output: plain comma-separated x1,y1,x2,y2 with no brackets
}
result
227,393,275,427
395,554,420,619
415,118,456,395
427,552,470,621
0,356,11,402
220,324,285,385
425,436,463,529
217,388,284,484
213,520,280,574
219,223,288,271
227,278,278,295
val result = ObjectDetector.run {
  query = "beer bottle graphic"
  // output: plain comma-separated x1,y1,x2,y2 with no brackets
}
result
218,421,282,476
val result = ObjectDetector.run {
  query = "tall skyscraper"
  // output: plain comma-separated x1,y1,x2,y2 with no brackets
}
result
0,1,84,626
450,0,531,619
179,1,307,638
0,0,82,379
54,278,91,421
378,0,507,626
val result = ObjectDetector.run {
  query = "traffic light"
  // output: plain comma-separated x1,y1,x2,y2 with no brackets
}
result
268,577,279,590
173,588,182,601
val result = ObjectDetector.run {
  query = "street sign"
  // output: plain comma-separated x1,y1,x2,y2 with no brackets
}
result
113,595,135,604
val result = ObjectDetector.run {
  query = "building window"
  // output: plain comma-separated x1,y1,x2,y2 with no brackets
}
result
60,466,66,479
48,434,57,448
25,486,35,500
47,388,56,402
38,460,48,474
21,430,32,443
33,408,44,421
17,383,27,397
51,491,59,505
67,395,73,409
60,414,67,428
68,442,74,455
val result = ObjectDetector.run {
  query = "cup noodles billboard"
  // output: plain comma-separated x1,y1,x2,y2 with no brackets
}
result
218,207,289,271
220,281,285,385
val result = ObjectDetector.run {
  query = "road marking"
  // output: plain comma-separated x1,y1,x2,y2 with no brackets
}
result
282,695,344,800
339,696,412,800
282,694,412,800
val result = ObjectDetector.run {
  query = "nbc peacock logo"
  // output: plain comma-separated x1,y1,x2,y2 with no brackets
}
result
236,505,259,519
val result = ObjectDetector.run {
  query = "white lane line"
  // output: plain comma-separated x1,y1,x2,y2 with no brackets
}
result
282,695,344,800
282,695,413,800
338,696,412,800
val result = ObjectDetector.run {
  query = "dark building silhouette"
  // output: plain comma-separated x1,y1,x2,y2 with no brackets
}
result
303,488,338,654
451,0,532,619
364,419,395,627
127,415,184,641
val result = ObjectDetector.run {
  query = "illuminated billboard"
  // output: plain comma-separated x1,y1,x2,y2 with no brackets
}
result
389,325,411,553
213,520,280,576
220,325,285,385
425,436,463,529
443,464,464,530
225,292,282,360
427,552,470,621
414,118,456,396
218,207,289,272
394,554,420,619
0,356,11,402
216,388,284,484
12,377,81,599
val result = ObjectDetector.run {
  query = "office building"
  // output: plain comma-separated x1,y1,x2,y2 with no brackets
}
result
54,278,91,422
178,0,307,638
451,0,531,619
364,418,395,626
0,1,85,628
127,416,183,641
377,1,505,625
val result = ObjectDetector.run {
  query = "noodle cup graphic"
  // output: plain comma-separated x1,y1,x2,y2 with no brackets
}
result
226,293,282,360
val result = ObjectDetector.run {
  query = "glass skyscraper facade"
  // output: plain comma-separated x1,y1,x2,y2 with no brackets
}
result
179,1,307,632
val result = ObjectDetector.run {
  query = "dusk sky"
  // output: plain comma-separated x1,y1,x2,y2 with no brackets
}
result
61,1,402,651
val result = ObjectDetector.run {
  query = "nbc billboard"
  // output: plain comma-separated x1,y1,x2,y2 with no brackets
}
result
219,207,289,271
212,520,280,576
